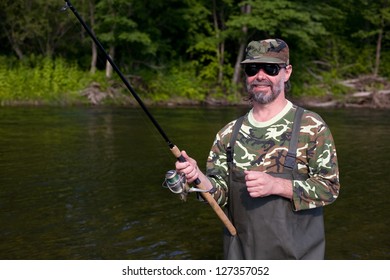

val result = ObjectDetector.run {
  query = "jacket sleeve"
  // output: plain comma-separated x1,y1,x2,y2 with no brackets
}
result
292,114,340,211
205,122,235,207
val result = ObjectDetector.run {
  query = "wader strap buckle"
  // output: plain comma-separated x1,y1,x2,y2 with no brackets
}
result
284,152,297,170
226,146,233,163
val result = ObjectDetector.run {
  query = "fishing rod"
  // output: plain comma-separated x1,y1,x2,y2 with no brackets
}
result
62,0,236,236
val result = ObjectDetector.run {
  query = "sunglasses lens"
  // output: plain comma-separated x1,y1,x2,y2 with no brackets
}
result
264,64,279,76
244,64,281,76
244,65,260,76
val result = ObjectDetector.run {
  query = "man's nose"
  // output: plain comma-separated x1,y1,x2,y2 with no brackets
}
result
254,68,267,79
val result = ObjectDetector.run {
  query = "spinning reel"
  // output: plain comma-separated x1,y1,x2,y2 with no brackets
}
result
162,170,208,201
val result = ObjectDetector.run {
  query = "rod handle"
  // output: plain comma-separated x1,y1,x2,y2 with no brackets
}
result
170,145,237,236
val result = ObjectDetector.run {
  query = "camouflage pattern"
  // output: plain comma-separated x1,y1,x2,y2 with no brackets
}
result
206,102,340,211
241,39,290,65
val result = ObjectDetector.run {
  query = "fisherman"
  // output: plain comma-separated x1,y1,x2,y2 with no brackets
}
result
175,38,340,259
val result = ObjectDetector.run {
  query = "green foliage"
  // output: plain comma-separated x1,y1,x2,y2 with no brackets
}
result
0,56,107,105
1,0,390,105
146,62,207,102
188,36,221,81
380,51,390,77
95,0,155,55
227,0,328,47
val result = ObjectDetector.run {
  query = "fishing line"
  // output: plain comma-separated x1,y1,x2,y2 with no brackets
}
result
62,0,236,236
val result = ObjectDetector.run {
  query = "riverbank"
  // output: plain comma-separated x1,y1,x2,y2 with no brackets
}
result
52,74,390,109
296,75,390,109
2,92,389,109
2,75,389,109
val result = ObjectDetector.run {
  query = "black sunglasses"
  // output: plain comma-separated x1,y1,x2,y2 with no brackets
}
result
244,64,286,77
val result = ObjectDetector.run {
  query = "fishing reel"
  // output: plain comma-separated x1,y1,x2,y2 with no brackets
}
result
162,170,207,201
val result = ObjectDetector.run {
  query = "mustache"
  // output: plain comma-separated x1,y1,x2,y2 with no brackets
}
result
248,80,272,87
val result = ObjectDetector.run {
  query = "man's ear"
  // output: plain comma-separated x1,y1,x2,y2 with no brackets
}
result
285,65,292,81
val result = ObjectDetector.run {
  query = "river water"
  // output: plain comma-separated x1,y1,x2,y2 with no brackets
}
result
0,106,388,260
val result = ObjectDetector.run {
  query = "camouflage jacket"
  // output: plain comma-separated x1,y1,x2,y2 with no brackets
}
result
206,101,340,211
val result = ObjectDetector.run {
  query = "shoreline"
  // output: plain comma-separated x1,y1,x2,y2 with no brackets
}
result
1,91,389,109
1,97,389,109
4,74,389,109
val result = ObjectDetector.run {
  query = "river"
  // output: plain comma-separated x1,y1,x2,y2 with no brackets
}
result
0,106,388,259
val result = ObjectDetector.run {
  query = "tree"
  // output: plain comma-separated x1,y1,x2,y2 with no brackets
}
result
0,0,22,58
95,0,154,78
87,0,98,74
0,0,77,59
185,0,225,87
226,0,328,86
229,2,251,86
352,0,390,76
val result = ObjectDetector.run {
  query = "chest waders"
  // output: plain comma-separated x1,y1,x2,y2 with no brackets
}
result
223,107,325,260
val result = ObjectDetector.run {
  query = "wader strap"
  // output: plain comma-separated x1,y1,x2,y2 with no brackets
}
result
284,106,304,171
226,116,245,165
226,115,245,224
225,107,305,205
198,115,246,203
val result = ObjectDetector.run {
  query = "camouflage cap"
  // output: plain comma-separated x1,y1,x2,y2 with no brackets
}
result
241,39,289,64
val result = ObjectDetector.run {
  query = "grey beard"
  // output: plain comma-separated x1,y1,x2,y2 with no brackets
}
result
246,81,281,104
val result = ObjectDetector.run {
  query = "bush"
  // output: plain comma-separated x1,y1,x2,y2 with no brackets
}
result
0,55,107,105
146,62,207,102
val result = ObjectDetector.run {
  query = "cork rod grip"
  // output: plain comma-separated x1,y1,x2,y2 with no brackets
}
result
170,145,237,236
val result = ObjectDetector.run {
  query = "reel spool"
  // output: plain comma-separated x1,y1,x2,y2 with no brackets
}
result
162,170,207,201
163,170,188,193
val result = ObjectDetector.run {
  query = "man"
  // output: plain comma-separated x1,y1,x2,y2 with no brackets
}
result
176,39,340,259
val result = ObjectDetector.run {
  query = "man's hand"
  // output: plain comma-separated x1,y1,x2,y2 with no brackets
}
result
175,150,199,184
175,150,214,192
244,170,293,199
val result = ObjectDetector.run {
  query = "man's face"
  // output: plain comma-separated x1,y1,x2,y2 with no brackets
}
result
245,64,292,104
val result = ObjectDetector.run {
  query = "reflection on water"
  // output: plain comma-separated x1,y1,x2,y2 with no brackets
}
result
0,106,388,259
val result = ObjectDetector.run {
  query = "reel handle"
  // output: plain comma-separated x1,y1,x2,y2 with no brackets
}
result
170,145,237,236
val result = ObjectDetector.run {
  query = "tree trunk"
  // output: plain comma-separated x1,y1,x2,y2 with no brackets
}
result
89,1,97,74
12,43,24,60
232,42,246,84
232,4,251,86
91,42,98,74
374,25,383,77
219,41,225,85
213,0,224,85
3,28,24,59
106,45,115,78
